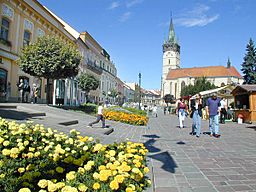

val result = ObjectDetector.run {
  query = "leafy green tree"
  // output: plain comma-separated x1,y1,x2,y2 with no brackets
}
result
180,77,216,97
241,38,256,84
18,35,81,103
163,94,175,105
77,73,100,102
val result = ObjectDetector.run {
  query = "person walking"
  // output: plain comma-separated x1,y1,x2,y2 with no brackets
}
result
152,105,158,117
23,80,30,103
206,93,221,138
18,79,24,103
32,84,39,104
176,98,188,128
190,94,203,137
87,101,106,128
220,97,227,124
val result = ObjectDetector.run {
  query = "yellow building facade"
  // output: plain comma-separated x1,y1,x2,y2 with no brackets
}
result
0,0,76,102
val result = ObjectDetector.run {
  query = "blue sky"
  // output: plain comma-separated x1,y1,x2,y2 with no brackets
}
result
39,0,256,90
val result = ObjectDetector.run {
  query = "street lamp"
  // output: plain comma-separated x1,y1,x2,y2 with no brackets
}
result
139,73,142,110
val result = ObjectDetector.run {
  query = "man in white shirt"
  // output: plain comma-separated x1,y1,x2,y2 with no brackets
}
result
87,101,106,128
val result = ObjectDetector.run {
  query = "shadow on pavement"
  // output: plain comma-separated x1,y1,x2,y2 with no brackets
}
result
143,135,178,173
144,138,161,153
142,134,160,139
148,151,177,173
246,126,256,131
0,109,45,120
176,141,186,145
0,109,30,120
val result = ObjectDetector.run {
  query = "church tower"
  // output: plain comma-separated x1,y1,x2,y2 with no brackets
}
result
161,18,180,98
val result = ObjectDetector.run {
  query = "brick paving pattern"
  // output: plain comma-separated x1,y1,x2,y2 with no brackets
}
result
1,103,256,192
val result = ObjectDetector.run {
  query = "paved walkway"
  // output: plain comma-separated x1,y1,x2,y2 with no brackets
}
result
1,103,256,192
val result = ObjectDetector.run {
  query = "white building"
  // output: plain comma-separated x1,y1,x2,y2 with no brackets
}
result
161,19,243,100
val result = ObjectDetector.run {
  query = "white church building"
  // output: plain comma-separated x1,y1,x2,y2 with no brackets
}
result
161,19,244,99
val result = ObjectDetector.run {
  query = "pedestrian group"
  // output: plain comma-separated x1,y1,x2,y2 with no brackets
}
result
176,93,224,138
17,79,39,104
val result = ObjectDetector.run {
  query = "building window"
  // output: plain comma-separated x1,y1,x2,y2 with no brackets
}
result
0,68,7,98
181,81,185,91
23,30,31,46
0,18,9,41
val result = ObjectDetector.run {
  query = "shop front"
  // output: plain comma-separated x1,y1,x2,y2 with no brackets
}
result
231,85,256,123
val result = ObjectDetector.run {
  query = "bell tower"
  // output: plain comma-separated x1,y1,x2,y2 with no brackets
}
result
161,18,180,98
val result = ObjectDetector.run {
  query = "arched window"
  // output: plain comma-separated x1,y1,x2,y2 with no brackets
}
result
221,82,225,87
181,81,185,90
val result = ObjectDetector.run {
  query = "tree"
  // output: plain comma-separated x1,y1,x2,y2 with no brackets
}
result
163,94,175,105
180,77,216,97
77,73,100,102
18,35,81,103
241,38,256,84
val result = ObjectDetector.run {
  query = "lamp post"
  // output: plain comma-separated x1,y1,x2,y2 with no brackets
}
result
139,73,142,110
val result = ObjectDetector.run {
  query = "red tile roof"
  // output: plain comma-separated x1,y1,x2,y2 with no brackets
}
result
166,66,242,80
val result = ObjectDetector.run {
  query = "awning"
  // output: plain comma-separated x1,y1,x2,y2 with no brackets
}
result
192,85,234,98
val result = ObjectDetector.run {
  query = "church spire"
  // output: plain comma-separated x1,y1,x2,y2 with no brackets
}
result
168,16,177,44
227,57,231,68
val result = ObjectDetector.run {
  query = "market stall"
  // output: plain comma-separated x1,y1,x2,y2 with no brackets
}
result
231,85,256,123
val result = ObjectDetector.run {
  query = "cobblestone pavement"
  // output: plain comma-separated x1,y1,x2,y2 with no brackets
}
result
1,103,256,192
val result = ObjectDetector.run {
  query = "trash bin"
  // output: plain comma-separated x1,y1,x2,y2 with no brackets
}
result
237,114,243,124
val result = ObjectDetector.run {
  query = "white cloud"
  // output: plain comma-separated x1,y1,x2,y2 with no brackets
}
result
108,1,120,10
119,12,131,22
176,4,219,27
126,0,144,8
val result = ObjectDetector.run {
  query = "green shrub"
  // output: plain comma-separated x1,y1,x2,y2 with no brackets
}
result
80,103,97,114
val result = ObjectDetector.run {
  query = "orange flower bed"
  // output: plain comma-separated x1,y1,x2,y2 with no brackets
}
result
104,110,148,126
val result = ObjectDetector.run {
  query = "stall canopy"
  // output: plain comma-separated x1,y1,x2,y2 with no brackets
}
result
192,85,234,98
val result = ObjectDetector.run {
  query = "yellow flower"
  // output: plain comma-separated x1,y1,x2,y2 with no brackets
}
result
24,140,29,146
18,167,25,173
129,184,136,190
99,170,111,181
56,182,65,189
125,187,134,192
66,171,76,181
109,150,116,157
144,167,150,173
93,172,100,179
84,164,92,171
132,168,140,174
78,167,85,175
82,146,88,151
18,188,31,192
109,180,119,190
61,186,78,192
98,165,106,171
3,140,10,146
38,179,48,188
47,181,57,192
2,149,10,156
78,183,88,192
92,183,100,190
0,137,4,144
115,175,125,183
93,143,102,152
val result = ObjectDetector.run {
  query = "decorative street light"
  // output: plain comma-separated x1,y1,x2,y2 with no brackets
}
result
139,73,142,110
